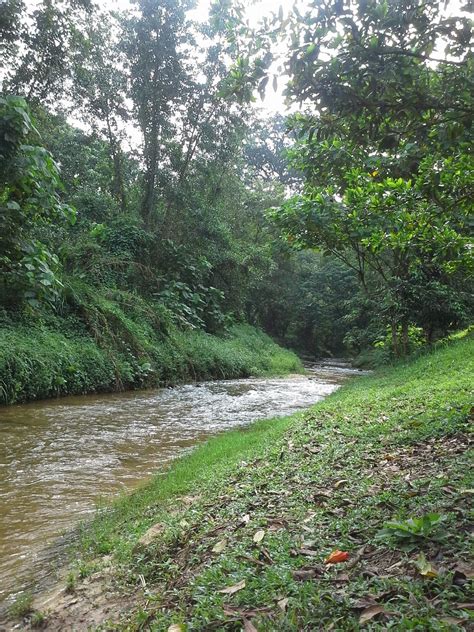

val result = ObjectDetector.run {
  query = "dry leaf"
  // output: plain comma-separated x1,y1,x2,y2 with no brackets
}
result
137,522,164,547
179,519,189,528
219,579,246,594
292,566,323,580
334,479,348,489
440,617,466,626
277,598,289,611
167,625,184,632
243,619,258,632
325,549,349,564
313,490,331,499
212,539,227,554
359,605,385,624
454,563,474,579
413,552,438,578
253,530,265,544
240,514,250,525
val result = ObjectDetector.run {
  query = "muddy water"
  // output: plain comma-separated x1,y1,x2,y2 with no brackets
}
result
0,363,360,605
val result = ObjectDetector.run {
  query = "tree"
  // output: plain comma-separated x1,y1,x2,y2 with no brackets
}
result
3,0,93,105
271,0,473,351
0,96,75,306
0,0,24,70
72,12,130,213
122,0,193,225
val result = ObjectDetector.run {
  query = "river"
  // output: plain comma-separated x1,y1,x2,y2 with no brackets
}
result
0,361,361,607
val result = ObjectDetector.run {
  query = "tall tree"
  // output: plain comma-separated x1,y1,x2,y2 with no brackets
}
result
4,0,93,104
272,0,474,350
72,13,129,213
122,0,193,225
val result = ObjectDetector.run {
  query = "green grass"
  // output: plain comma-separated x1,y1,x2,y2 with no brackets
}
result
0,314,301,404
78,414,295,560
42,332,472,631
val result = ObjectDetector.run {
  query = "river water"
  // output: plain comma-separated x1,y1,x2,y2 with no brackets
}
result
0,362,360,606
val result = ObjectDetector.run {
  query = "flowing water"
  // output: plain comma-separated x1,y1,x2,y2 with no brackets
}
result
0,362,362,606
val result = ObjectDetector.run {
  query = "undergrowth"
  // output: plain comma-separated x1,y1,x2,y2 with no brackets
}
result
56,332,474,631
0,283,301,404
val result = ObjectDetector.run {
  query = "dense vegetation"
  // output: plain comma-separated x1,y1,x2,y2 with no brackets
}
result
21,331,473,629
0,0,472,402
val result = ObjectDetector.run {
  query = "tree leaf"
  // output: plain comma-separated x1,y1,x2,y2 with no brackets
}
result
243,619,258,632
212,539,227,553
325,549,349,564
359,605,386,624
277,597,289,611
219,579,246,594
253,530,265,543
413,552,438,578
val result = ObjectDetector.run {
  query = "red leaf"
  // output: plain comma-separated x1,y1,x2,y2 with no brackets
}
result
325,549,349,564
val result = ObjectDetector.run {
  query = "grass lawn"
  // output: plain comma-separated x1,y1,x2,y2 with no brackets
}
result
21,333,473,630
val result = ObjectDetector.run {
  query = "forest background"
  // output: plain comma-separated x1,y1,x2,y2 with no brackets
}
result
0,0,472,403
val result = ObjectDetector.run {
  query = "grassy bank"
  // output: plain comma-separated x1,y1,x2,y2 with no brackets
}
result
0,313,301,405
23,333,473,630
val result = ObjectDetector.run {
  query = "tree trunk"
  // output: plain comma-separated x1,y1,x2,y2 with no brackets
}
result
391,321,400,357
401,321,409,355
141,119,159,227
105,114,127,213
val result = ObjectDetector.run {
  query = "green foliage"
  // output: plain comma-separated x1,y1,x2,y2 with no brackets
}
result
0,96,75,306
377,514,448,551
277,1,473,349
0,290,301,404
71,326,473,630
8,592,33,618
3,0,472,411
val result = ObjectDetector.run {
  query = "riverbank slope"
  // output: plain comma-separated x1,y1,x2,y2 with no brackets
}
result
16,333,474,630
0,314,301,405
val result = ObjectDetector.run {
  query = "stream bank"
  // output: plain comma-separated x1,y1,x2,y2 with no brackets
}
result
6,333,473,630
0,362,358,612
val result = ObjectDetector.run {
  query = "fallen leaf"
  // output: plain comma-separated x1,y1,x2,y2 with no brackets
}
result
136,522,164,547
243,619,257,632
440,617,466,626
240,514,250,525
167,625,184,632
219,579,246,595
179,519,189,528
352,597,378,610
453,563,474,579
212,539,227,554
325,550,349,564
413,552,438,578
292,567,322,580
277,598,289,611
299,548,319,557
253,530,265,544
359,605,386,625
334,572,350,583
334,479,348,489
